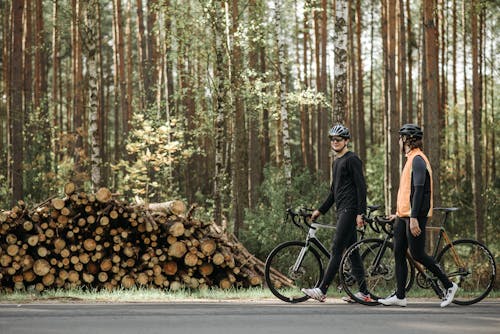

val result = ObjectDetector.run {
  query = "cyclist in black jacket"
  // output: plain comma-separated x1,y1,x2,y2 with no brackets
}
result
301,124,372,303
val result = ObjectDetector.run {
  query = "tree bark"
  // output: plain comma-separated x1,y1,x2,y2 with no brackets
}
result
9,0,24,203
135,0,147,110
385,0,400,213
231,0,248,237
332,0,348,124
470,0,484,243
82,0,102,190
355,0,366,163
423,0,441,207
210,0,227,226
275,0,292,204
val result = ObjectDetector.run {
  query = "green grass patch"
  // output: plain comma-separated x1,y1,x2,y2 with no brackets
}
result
0,286,276,303
0,286,497,303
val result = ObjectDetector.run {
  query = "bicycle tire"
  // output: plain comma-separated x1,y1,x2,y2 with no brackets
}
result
264,241,324,303
340,238,415,306
436,239,496,305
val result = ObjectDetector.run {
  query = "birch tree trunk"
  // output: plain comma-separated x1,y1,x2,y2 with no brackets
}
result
210,0,227,226
82,0,101,190
72,0,85,185
275,0,292,204
332,0,348,124
318,0,329,176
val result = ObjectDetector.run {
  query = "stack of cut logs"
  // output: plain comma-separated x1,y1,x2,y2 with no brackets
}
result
0,184,273,293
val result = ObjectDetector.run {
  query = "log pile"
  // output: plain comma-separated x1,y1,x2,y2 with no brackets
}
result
0,185,268,293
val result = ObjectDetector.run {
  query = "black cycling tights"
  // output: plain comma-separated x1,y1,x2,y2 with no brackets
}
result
319,209,367,294
393,217,453,299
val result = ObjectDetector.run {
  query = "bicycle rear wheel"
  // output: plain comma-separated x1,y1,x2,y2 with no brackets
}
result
264,241,324,303
436,239,496,305
340,238,415,306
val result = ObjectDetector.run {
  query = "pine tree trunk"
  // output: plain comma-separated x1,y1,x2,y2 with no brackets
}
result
356,0,366,164
470,0,484,243
51,0,60,168
398,0,407,125
0,1,8,170
135,0,147,110
301,7,312,171
451,0,459,187
10,0,24,203
386,0,400,213
231,0,248,237
423,0,441,207
145,0,158,107
406,0,413,122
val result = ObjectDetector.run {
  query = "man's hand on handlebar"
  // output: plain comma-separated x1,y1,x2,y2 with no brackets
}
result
387,214,397,221
311,210,321,221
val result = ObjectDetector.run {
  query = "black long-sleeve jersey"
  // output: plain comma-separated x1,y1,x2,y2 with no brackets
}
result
318,151,367,215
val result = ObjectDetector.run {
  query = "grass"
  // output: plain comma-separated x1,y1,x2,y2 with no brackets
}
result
0,286,497,304
0,286,276,303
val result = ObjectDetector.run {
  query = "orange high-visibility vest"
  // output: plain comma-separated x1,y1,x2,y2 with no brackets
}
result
396,148,433,218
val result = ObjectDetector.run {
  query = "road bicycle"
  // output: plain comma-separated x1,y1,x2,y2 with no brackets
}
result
264,205,378,303
339,207,496,306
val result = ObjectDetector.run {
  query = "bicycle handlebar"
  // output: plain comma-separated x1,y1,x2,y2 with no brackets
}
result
362,214,394,235
286,207,314,230
286,207,367,235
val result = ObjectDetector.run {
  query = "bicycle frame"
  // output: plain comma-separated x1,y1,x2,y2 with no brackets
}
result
292,223,334,272
426,214,467,269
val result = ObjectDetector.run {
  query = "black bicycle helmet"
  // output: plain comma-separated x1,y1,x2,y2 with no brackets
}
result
329,124,351,139
399,123,423,139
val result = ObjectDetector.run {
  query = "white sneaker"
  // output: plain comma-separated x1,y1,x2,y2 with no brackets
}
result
342,291,374,303
378,293,407,307
440,282,458,307
301,287,326,302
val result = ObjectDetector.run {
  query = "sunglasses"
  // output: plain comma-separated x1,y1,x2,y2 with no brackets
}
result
330,137,345,143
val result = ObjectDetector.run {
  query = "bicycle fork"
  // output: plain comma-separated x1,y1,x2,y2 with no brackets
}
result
292,244,310,273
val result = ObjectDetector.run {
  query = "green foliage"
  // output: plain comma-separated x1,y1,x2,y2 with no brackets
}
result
364,144,387,211
113,113,188,202
240,165,332,261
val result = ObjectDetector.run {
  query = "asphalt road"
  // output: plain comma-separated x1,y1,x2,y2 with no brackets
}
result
0,299,499,334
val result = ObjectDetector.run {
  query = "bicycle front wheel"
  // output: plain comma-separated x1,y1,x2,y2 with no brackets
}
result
340,238,414,306
436,239,496,305
264,241,324,303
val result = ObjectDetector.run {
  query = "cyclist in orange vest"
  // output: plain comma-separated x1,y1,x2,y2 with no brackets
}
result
378,124,458,307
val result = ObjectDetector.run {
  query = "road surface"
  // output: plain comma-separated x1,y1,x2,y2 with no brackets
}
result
0,299,498,334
